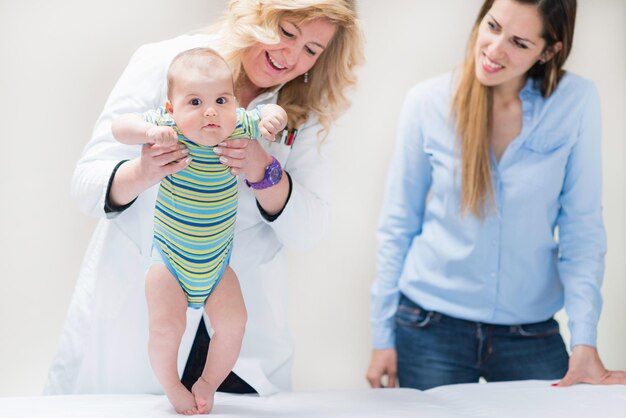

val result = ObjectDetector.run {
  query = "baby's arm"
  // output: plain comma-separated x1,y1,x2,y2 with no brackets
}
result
112,114,178,146
258,104,288,141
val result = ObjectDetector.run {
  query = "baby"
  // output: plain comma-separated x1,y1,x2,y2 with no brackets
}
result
111,47,287,415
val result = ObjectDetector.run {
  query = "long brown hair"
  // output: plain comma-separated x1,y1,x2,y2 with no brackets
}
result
209,0,364,139
452,0,576,217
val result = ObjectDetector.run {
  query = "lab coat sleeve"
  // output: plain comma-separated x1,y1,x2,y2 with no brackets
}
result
70,40,174,219
261,116,335,251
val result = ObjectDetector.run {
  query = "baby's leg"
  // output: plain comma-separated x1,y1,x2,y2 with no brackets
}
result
192,266,247,414
145,264,198,415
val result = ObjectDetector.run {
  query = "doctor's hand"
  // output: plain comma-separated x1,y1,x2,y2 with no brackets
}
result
555,345,626,387
213,138,271,180
138,142,190,185
366,349,398,388
108,142,190,207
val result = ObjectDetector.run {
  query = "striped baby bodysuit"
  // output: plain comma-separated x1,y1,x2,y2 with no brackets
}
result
145,106,261,308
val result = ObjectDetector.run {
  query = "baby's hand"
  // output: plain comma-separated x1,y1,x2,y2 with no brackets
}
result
146,125,178,146
259,106,288,141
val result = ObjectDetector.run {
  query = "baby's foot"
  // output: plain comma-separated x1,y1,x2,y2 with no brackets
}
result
191,377,216,415
165,383,198,415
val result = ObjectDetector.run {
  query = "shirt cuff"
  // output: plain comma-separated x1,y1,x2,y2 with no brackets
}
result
371,323,396,350
569,321,598,349
104,160,138,214
256,171,292,222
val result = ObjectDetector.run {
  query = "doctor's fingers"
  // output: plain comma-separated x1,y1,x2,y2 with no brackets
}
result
139,145,190,181
144,141,186,157
214,146,247,161
218,137,249,150
143,144,189,165
160,157,191,177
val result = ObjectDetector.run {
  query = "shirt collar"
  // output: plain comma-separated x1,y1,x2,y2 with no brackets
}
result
248,84,283,109
520,76,541,99
258,84,284,100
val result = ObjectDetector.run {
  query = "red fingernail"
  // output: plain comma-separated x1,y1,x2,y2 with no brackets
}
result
551,383,558,387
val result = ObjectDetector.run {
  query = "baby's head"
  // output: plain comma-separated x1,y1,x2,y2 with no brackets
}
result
165,48,238,146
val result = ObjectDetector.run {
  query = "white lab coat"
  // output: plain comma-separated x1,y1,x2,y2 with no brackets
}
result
44,34,333,396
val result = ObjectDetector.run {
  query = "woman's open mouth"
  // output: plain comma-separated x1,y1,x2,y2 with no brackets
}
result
266,51,286,71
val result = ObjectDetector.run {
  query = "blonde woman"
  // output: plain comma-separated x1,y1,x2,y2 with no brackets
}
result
368,0,626,390
45,0,364,402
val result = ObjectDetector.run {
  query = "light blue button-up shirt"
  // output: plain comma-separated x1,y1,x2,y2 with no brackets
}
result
371,72,606,350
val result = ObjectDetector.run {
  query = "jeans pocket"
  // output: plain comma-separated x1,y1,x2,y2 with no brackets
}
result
515,318,560,338
395,304,433,329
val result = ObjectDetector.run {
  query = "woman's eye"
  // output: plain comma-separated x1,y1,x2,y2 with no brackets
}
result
280,25,294,38
305,46,317,56
190,98,201,106
487,21,497,30
514,40,528,49
216,97,226,105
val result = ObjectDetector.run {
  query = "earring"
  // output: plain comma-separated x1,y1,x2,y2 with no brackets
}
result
303,72,309,84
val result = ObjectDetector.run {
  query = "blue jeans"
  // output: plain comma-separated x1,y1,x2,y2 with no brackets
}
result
395,294,569,390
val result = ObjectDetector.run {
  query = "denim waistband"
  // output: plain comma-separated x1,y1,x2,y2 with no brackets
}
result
398,293,559,336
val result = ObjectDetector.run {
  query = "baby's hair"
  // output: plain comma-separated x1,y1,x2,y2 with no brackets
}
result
167,47,234,99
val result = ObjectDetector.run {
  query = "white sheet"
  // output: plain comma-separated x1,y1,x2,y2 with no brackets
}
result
2,380,625,417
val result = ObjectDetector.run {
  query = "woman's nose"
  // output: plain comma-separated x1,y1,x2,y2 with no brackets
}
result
488,36,506,59
282,45,299,67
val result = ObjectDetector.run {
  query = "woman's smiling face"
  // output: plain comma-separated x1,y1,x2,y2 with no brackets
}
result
242,17,337,89
474,0,548,91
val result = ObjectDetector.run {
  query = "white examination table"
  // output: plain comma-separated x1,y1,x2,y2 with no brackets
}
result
2,380,625,417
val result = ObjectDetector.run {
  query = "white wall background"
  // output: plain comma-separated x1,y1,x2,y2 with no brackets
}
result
0,0,623,396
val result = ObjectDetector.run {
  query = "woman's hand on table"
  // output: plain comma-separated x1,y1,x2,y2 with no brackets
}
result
556,345,626,386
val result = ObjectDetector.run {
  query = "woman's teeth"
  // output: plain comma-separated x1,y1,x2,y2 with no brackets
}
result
484,56,503,69
267,53,286,70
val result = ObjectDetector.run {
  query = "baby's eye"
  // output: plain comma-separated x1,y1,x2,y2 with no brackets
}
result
216,97,227,105
190,98,201,106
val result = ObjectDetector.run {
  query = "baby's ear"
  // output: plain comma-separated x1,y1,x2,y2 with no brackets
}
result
165,100,173,114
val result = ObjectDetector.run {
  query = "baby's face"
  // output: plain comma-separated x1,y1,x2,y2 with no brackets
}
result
168,67,237,146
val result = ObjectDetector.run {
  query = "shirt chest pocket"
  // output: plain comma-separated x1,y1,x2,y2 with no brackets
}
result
519,132,571,189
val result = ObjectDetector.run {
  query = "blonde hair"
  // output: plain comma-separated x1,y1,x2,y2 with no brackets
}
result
206,0,364,139
452,0,577,217
166,47,233,99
